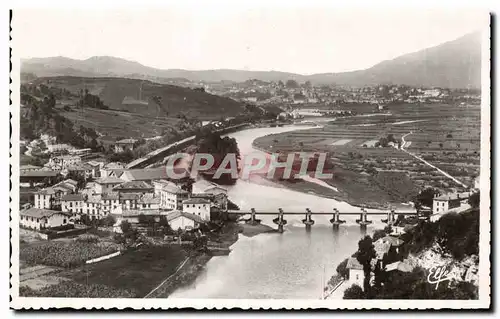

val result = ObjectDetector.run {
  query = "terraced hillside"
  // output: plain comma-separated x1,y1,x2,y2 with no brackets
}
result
32,76,245,119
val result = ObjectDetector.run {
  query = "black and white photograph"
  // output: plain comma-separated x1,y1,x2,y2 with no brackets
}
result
9,3,491,310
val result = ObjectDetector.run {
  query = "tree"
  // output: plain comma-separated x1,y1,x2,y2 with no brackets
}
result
80,214,91,226
285,79,299,88
158,215,172,235
336,258,349,279
372,229,387,242
414,187,439,208
120,220,132,234
103,215,116,227
67,171,87,190
468,192,480,208
343,284,365,299
356,236,376,292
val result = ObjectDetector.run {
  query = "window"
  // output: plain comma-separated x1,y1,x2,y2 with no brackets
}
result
356,275,359,280
63,219,67,224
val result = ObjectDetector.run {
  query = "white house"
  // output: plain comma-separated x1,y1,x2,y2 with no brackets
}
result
61,193,86,215
346,257,365,290
182,198,211,221
34,188,55,209
101,193,122,216
166,210,204,231
20,208,72,230
100,162,125,178
153,180,189,210
85,195,102,220
138,193,160,210
432,192,471,218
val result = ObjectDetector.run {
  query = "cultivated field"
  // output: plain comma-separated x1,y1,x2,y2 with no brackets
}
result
253,103,481,207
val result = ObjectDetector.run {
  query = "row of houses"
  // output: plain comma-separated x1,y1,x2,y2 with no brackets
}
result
24,165,229,231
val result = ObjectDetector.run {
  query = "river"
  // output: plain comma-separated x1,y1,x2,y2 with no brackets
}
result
170,125,382,299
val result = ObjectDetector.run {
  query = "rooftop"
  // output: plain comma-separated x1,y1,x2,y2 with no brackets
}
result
183,198,211,205
20,207,71,219
121,168,169,181
122,209,164,217
120,192,142,200
377,236,404,247
385,261,414,273
155,180,188,195
95,176,124,185
20,170,59,178
346,257,363,270
116,138,137,144
434,192,471,201
114,180,154,190
20,165,42,170
61,194,85,201
139,193,160,205
166,210,204,224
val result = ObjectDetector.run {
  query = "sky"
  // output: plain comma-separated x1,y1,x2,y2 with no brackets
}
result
14,5,489,74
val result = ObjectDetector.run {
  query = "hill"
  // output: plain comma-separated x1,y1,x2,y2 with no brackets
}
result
30,76,245,119
22,32,482,88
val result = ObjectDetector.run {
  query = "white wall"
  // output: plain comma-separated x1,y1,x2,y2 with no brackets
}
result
183,203,210,220
349,269,365,290
170,216,195,231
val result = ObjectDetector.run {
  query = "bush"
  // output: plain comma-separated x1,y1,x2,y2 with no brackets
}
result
20,281,136,298
76,234,99,244
336,258,349,279
20,241,117,268
343,284,365,299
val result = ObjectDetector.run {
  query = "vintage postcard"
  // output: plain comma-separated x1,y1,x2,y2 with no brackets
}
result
9,4,491,310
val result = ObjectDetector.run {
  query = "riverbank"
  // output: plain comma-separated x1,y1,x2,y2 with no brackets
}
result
145,220,276,298
252,134,417,209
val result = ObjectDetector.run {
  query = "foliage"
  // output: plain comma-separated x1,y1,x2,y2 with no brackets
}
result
436,209,479,259
372,229,387,242
413,187,440,208
76,234,100,244
285,79,300,88
371,267,478,299
77,89,109,110
19,281,136,298
356,235,376,292
336,258,349,279
20,90,101,149
102,214,117,227
343,284,365,299
468,192,480,208
66,171,87,189
192,131,241,184
20,241,117,268
120,220,132,234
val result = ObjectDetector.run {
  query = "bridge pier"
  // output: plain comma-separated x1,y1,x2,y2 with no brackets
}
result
330,208,346,229
245,208,261,225
356,208,372,227
302,208,315,228
273,208,287,233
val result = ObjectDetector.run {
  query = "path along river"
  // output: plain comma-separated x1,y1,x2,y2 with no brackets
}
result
170,125,383,299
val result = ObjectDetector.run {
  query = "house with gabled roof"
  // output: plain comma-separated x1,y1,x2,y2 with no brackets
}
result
20,208,72,230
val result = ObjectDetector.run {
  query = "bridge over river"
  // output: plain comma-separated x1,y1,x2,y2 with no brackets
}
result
228,208,419,232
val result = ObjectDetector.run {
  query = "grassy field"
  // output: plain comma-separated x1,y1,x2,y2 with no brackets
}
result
254,103,480,206
62,245,187,297
59,107,183,138
35,76,245,119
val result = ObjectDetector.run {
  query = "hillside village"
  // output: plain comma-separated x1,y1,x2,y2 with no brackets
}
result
20,147,231,236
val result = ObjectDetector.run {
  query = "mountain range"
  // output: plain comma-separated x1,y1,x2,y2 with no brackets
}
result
21,32,482,89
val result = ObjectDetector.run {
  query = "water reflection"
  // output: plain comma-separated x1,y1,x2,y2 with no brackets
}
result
170,126,380,299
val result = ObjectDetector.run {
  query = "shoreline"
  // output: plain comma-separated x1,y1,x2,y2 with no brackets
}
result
146,221,277,298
